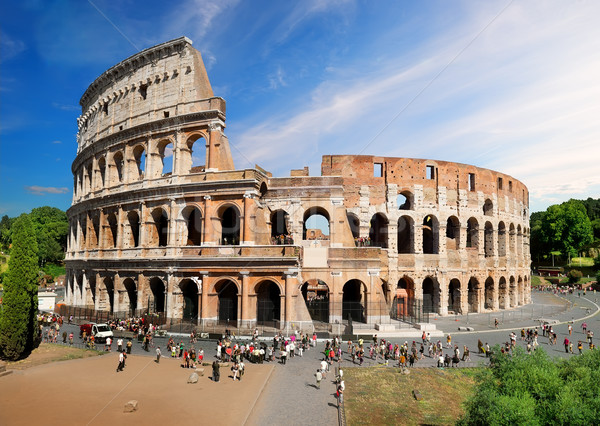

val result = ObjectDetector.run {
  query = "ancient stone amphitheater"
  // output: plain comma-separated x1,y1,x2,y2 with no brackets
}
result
64,37,530,331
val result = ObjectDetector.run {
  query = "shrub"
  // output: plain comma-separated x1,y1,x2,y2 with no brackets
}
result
568,269,583,283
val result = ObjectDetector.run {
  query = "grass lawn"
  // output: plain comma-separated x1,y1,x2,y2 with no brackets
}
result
531,275,542,286
344,367,477,425
5,343,104,370
569,257,594,267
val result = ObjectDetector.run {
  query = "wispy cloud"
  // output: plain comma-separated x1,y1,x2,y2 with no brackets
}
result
52,102,80,111
52,140,62,144
0,32,26,60
25,186,69,195
268,66,287,90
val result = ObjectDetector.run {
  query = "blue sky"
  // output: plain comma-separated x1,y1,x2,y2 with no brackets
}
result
1,0,600,217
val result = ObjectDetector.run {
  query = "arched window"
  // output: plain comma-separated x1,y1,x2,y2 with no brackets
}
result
484,277,494,309
151,208,169,247
483,199,493,216
397,216,414,253
466,217,479,249
369,213,388,248
446,216,460,250
303,207,330,240
126,211,140,248
497,222,506,257
133,145,146,180
397,191,413,210
484,222,494,257
90,212,100,248
184,134,206,173
271,210,289,239
97,157,106,188
106,213,118,248
422,215,439,254
509,223,516,254
183,206,202,246
112,151,124,184
158,140,174,176
220,206,240,245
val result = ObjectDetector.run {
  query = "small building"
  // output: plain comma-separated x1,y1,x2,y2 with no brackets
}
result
38,291,57,312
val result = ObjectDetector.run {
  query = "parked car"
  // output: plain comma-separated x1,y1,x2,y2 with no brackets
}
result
79,323,113,343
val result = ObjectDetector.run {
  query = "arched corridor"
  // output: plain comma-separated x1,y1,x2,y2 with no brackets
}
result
343,279,366,323
256,281,281,324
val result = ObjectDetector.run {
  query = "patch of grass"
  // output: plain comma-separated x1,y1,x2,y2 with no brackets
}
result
569,257,594,267
344,367,477,425
6,343,104,370
531,275,542,286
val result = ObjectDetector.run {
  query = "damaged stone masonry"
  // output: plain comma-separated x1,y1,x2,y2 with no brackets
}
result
64,37,531,332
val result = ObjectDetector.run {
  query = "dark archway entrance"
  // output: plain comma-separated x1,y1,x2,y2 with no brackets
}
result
103,277,114,313
468,278,480,313
149,277,165,313
499,277,508,309
343,280,366,323
448,279,461,313
123,278,137,314
256,281,281,324
180,279,198,320
221,207,240,245
369,213,388,248
185,208,202,246
215,280,238,323
302,280,330,323
271,210,289,238
422,277,436,313
397,216,413,253
484,277,494,309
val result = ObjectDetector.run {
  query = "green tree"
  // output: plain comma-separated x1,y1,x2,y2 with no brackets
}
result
29,206,68,265
0,215,13,252
0,214,40,360
540,199,593,257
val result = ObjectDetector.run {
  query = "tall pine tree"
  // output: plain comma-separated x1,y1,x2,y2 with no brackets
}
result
0,214,40,360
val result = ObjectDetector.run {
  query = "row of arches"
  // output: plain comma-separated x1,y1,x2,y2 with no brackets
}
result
74,134,207,198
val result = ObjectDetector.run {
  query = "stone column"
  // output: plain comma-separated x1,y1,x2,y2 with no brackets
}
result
199,272,210,325
203,196,215,245
240,271,250,328
116,205,123,254
242,192,254,245
206,121,222,171
284,272,296,327
139,202,147,248
438,273,448,316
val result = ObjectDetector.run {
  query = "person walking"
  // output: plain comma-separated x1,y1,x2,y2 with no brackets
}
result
116,350,126,372
315,369,323,389
212,360,220,382
156,346,162,363
564,337,570,354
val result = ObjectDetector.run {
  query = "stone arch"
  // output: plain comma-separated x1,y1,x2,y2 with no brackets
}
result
217,204,240,245
397,190,413,210
347,213,360,242
183,133,207,173
342,279,367,323
303,206,330,240
97,156,107,189
498,277,508,309
422,277,439,313
509,223,516,254
79,216,87,249
156,138,174,177
111,151,124,184
150,207,169,247
509,276,517,306
122,277,137,314
182,205,203,246
466,217,479,249
448,278,461,313
484,277,495,310
483,198,493,216
106,212,118,248
99,276,114,313
467,277,481,313
498,221,507,257
397,215,414,253
179,278,199,320
484,221,494,257
255,280,282,324
126,210,140,248
422,215,439,254
89,211,100,249
517,225,523,257
369,213,388,248
517,276,524,305
214,279,238,323
271,209,289,238
149,277,166,313
85,163,93,193
132,144,146,180
301,279,330,323
446,216,460,250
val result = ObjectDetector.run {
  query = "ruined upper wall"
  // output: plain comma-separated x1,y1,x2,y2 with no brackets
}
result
321,154,529,209
76,37,222,152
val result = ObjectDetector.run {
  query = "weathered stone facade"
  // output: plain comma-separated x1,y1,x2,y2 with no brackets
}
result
65,38,531,329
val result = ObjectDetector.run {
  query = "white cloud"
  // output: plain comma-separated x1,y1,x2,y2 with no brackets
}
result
25,186,69,195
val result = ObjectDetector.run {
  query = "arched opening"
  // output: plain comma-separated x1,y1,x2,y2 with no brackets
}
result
256,281,281,324
343,279,366,323
133,145,146,180
215,280,238,323
127,211,140,248
347,213,360,244
79,217,87,249
88,275,96,306
448,279,461,313
149,277,165,313
484,222,494,257
422,215,438,254
509,224,516,254
106,213,118,248
446,216,460,250
369,213,388,248
179,279,199,320
303,207,330,240
183,207,202,246
498,222,506,257
517,276,524,306
466,217,479,249
397,191,413,210
517,225,523,256
220,206,240,245
422,277,437,313
90,212,100,248
397,216,414,253
392,276,415,319
98,157,106,188
301,280,330,323
484,277,494,309
112,151,124,184
271,210,290,243
158,140,174,176
509,276,516,306
483,199,493,216
185,134,206,173
86,164,93,193
467,277,480,313
101,277,114,313
498,277,508,309
123,278,137,314
151,208,169,247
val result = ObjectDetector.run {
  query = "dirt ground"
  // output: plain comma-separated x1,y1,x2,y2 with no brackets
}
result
0,349,274,426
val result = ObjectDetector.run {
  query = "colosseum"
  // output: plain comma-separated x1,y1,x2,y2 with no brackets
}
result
64,37,531,333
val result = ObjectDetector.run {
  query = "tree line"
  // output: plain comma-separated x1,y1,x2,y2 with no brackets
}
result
530,198,599,263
